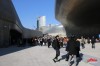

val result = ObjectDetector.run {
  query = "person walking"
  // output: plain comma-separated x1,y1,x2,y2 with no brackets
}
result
87,37,90,44
40,38,43,46
66,36,80,66
91,36,96,49
59,37,63,48
52,35,60,62
80,36,85,49
63,37,68,47
47,38,52,48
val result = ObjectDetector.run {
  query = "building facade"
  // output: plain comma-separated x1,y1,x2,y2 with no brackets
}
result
37,16,46,30
55,0,100,38
0,0,42,47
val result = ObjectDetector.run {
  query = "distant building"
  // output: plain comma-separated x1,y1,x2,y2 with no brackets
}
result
40,24,66,37
37,16,46,30
36,16,66,37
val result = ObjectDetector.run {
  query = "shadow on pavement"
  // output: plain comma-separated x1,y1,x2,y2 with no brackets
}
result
59,54,67,61
0,46,33,56
68,53,84,66
59,53,84,66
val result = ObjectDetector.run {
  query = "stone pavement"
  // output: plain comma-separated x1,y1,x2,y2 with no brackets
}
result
0,43,100,66
79,43,100,66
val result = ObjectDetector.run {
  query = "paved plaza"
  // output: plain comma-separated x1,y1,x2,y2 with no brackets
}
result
0,43,100,66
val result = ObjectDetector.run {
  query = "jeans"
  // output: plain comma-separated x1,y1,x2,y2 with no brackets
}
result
92,43,95,48
68,55,77,66
54,49,60,60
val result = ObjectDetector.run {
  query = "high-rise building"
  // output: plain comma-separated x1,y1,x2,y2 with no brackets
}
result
37,16,46,30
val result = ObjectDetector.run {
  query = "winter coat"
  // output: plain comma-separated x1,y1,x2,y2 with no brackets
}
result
66,39,80,55
52,38,60,50
91,38,96,44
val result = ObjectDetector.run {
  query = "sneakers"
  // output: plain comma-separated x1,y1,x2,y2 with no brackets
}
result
65,59,68,61
53,59,56,63
53,58,60,63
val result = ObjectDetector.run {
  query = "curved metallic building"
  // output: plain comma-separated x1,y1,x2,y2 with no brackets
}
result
55,0,100,38
0,0,42,47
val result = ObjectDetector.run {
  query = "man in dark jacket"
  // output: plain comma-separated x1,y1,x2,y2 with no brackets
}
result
52,35,60,62
47,38,52,48
91,36,96,49
66,36,80,66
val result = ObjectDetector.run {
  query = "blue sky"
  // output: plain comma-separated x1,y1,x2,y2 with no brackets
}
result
12,0,60,29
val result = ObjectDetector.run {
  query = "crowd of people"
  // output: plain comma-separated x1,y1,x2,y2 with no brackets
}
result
11,34,98,66
29,35,97,66
10,34,98,66
48,35,97,66
30,35,68,48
